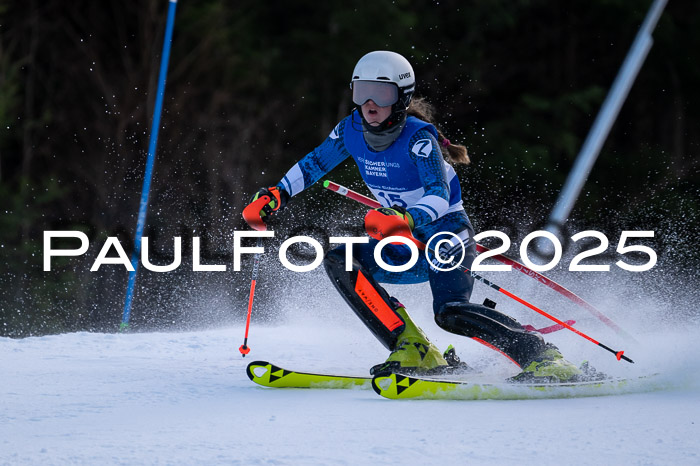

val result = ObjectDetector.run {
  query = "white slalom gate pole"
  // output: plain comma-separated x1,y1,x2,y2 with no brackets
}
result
538,0,667,251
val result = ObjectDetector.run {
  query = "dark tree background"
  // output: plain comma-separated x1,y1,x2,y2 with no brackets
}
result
1,0,698,336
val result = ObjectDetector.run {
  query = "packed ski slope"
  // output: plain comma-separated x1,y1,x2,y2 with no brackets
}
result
2,310,699,465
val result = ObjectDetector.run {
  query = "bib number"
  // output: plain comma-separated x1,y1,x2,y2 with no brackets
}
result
377,191,408,208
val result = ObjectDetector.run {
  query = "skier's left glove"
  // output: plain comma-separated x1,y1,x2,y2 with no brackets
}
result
364,205,415,241
242,186,290,231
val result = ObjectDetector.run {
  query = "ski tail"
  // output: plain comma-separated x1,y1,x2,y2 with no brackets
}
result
246,361,371,389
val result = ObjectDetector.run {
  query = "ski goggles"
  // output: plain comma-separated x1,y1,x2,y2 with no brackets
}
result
351,80,399,107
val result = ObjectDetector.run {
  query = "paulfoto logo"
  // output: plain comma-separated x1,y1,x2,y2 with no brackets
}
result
43,229,657,273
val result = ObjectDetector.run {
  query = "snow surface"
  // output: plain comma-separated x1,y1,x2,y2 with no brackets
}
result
2,319,699,465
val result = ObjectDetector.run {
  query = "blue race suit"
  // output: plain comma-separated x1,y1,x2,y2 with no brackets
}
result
277,110,476,313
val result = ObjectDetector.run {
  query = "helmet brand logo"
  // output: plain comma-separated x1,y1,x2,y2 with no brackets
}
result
399,72,411,80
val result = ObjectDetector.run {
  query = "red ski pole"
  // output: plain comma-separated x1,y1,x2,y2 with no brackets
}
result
238,237,262,357
238,195,272,357
323,179,635,342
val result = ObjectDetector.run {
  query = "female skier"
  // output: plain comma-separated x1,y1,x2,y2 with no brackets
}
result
244,50,582,382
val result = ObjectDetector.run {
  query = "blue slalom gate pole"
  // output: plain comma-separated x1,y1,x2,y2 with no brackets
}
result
121,0,178,331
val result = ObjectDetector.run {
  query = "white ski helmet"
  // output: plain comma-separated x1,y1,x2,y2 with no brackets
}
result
350,51,415,129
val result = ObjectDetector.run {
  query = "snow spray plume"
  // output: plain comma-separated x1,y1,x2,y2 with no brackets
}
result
324,179,634,364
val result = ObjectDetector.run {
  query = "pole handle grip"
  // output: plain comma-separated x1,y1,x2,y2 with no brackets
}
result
242,195,271,231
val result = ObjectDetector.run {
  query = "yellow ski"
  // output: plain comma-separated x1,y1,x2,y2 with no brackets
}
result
246,361,371,389
372,372,660,400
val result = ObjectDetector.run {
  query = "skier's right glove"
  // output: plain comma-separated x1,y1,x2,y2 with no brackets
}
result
375,206,415,231
364,206,415,242
242,186,290,231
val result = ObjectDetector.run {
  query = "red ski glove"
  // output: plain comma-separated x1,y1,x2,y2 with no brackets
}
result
242,187,289,231
364,206,415,241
